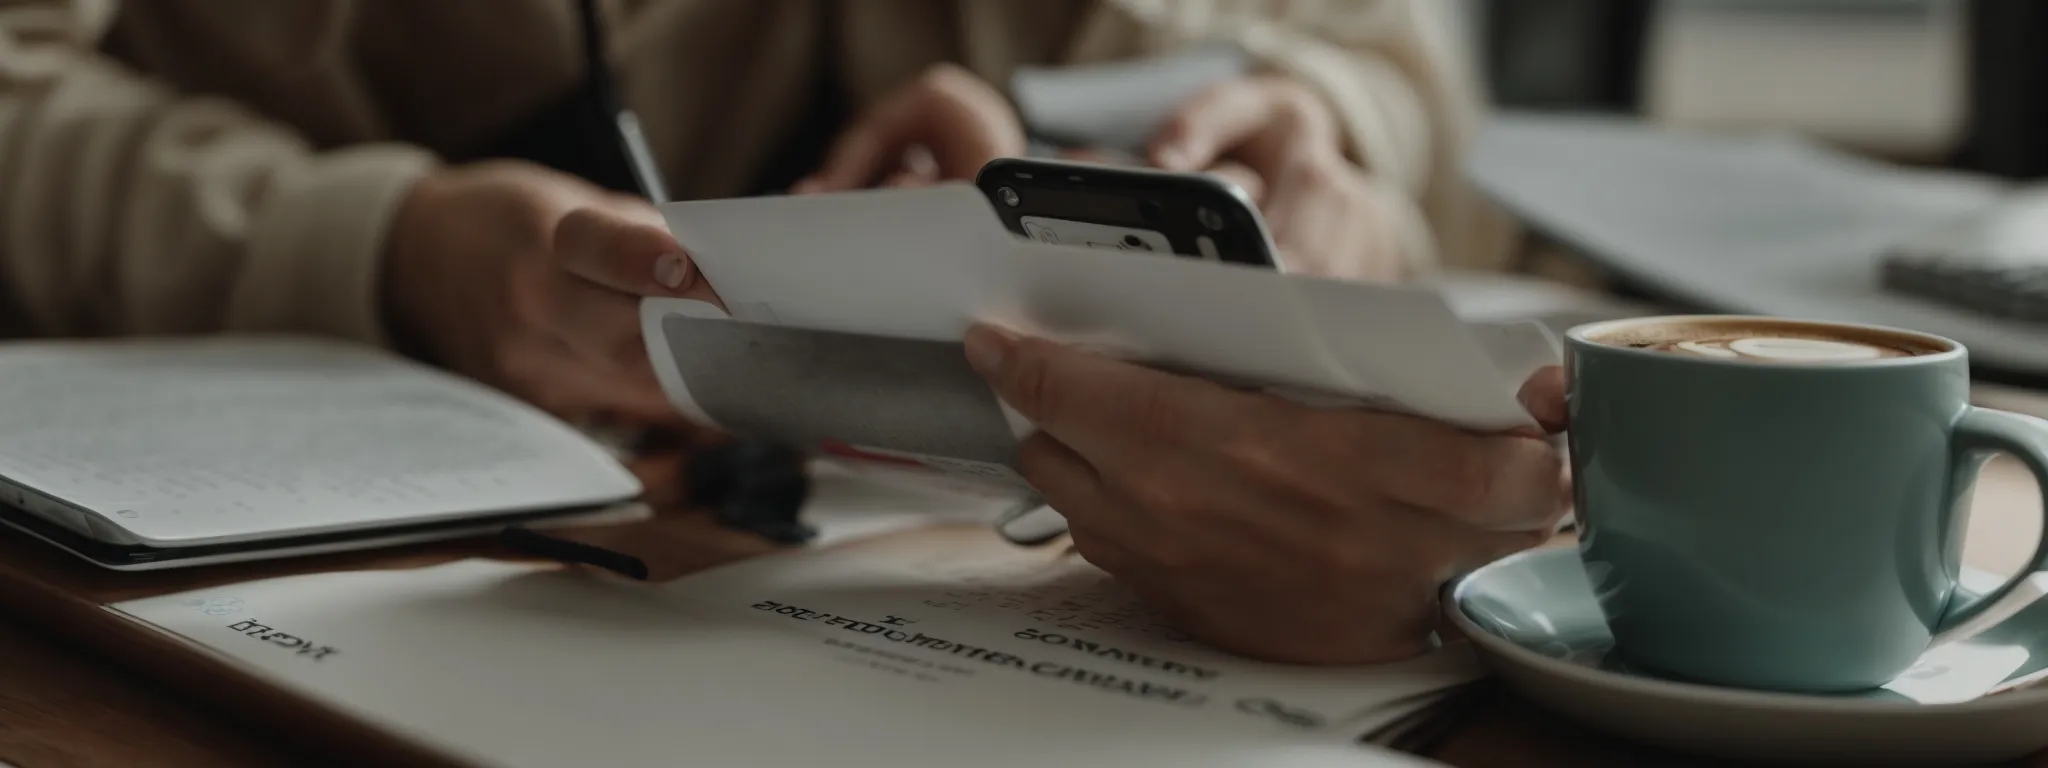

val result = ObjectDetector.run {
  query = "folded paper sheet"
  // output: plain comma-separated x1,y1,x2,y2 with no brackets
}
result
645,184,1558,489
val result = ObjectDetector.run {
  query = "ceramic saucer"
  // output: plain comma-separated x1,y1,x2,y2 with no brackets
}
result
1447,548,2048,765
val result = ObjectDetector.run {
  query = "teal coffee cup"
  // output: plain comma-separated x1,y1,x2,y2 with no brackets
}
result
1565,315,2048,693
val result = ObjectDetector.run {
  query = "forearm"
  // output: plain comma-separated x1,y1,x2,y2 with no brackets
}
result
0,0,436,343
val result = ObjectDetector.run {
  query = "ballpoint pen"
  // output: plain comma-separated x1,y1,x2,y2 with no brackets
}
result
573,0,668,203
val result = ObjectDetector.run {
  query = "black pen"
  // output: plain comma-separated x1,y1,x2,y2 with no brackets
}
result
575,0,669,203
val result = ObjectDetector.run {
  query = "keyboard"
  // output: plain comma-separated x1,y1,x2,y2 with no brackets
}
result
1881,188,2048,323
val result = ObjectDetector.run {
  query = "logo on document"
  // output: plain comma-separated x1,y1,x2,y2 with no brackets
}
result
226,618,339,661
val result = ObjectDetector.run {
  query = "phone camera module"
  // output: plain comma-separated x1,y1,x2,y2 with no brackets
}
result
1120,234,1153,251
999,187,1021,207
1196,206,1225,231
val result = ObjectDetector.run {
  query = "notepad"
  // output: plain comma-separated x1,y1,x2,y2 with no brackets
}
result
0,337,642,569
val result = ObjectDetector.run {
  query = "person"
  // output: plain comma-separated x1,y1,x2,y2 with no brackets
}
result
0,0,1550,662
0,0,1494,423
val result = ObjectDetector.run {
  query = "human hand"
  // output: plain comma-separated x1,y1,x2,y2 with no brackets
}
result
792,63,1026,193
382,161,720,433
963,326,1569,664
1150,76,1404,281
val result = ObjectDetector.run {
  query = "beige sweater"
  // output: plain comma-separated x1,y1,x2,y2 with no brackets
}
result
0,0,1498,347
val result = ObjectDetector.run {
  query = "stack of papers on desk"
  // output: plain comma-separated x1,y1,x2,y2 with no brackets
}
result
1468,112,2048,375
112,480,1480,767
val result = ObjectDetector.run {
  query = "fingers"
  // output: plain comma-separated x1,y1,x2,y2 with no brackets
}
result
1411,433,1569,532
1265,408,1565,532
963,325,1234,457
1053,147,1149,168
904,65,1025,178
967,326,1566,535
884,147,941,189
1204,161,1267,206
797,64,1024,193
1518,366,1568,433
798,97,926,193
498,337,682,427
1150,76,1332,176
553,206,702,298
539,274,644,366
1016,431,1111,519
792,114,899,194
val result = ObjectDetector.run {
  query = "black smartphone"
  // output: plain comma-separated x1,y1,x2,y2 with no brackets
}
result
973,158,1278,268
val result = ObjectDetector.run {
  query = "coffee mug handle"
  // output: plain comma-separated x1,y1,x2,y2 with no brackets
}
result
1936,407,2048,633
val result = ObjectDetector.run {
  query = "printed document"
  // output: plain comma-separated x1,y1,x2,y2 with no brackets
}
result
113,493,1480,767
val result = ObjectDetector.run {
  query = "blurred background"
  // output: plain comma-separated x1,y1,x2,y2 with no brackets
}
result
1462,0,2042,177
1442,0,2047,385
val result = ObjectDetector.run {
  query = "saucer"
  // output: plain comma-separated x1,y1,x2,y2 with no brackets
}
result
1447,548,2048,765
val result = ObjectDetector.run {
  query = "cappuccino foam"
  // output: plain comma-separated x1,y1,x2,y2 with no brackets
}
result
1590,320,1944,364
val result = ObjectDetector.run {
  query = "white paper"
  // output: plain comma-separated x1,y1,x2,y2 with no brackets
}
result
0,338,638,545
1885,642,2033,705
649,185,1556,487
798,461,1028,547
111,519,1472,767
667,527,1487,730
1469,113,2048,376
1012,46,1250,152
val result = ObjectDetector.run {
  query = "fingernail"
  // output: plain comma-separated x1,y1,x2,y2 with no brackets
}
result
1155,146,1190,170
963,325,1015,376
790,178,822,195
654,253,690,290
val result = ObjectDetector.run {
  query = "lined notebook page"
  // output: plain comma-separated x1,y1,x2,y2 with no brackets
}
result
0,338,638,544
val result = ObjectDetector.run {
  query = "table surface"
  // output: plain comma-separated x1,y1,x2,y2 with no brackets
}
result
2,385,2045,768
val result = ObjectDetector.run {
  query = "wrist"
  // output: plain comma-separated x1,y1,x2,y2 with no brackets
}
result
380,169,456,365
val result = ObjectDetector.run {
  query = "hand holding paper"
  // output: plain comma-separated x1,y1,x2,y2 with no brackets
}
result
959,324,1567,664
638,182,1567,661
646,183,1556,441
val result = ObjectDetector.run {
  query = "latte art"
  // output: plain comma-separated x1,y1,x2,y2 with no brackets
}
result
1586,318,1947,364
1669,337,1895,362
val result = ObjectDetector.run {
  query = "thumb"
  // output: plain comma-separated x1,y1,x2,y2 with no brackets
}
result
964,325,1099,442
962,324,1208,450
553,206,724,308
553,206,689,294
1517,366,1568,434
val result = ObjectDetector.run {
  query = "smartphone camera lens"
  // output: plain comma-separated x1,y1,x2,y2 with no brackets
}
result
999,187,1021,207
1138,199,1165,224
1120,234,1151,251
1197,206,1225,231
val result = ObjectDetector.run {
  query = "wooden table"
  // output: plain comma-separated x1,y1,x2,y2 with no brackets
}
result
2,386,2044,768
